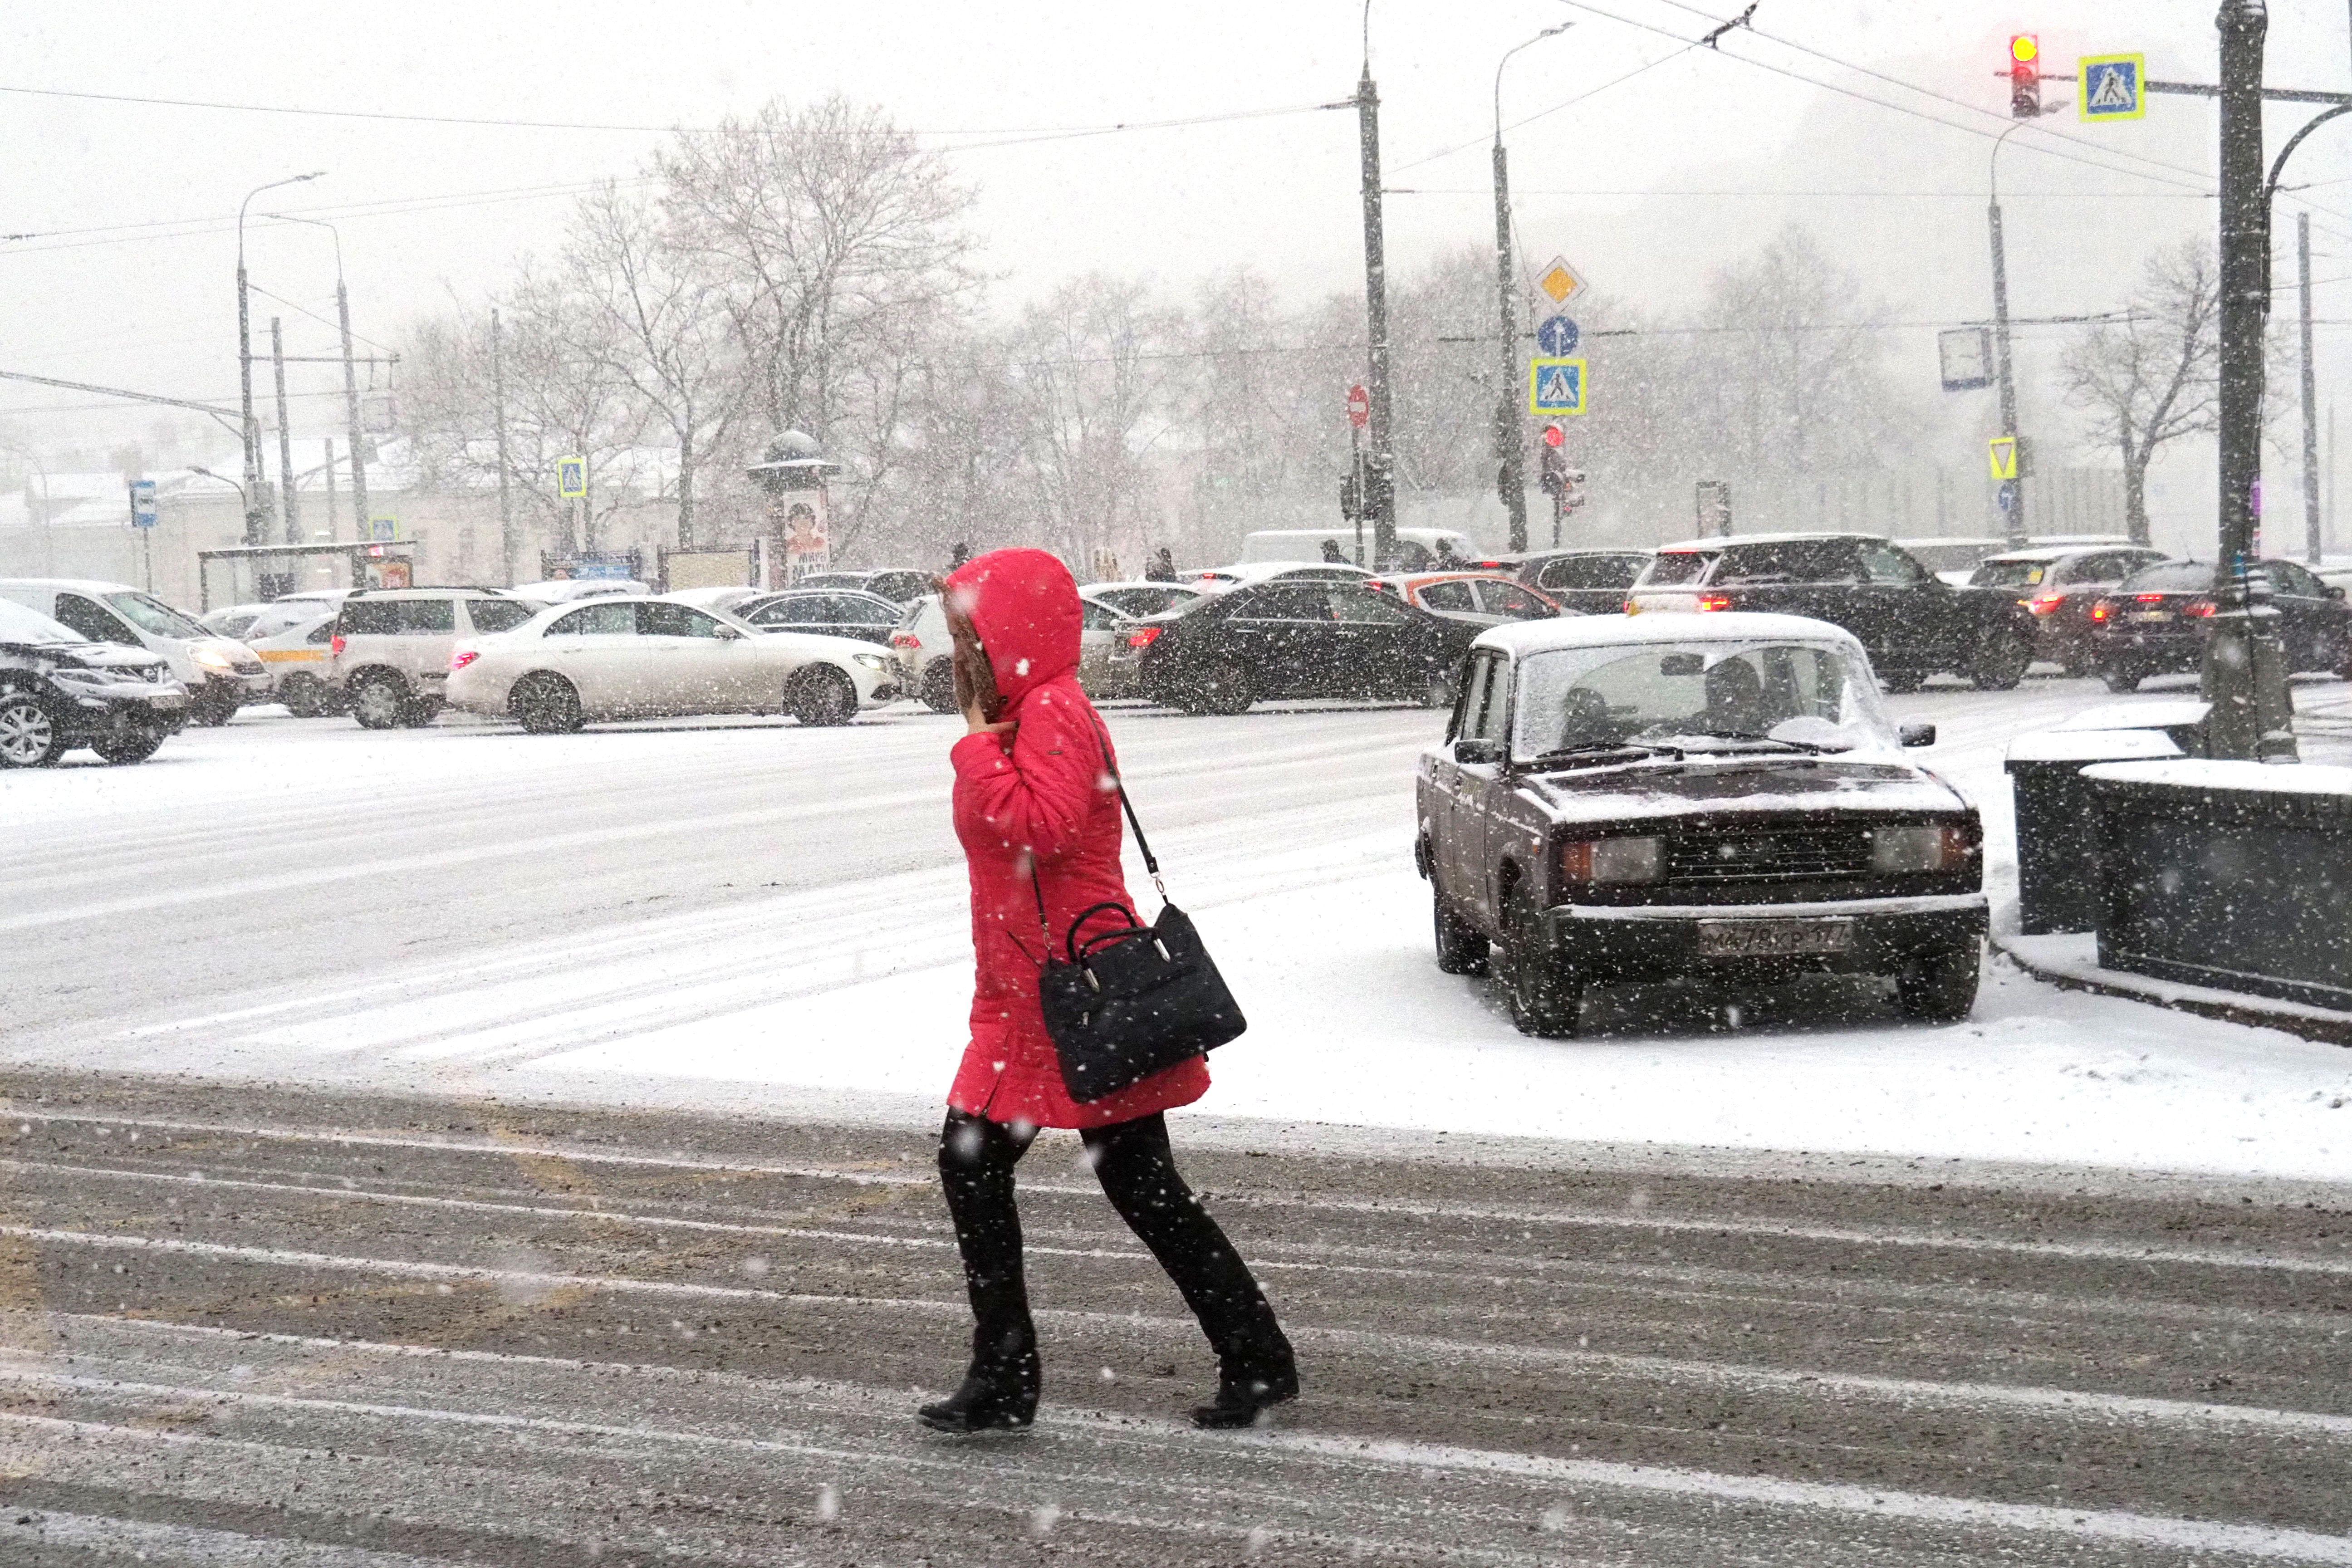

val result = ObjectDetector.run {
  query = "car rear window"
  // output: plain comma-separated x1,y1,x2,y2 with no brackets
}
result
1971,559,2050,588
1715,539,1862,585
1418,581,1477,612
2119,562,2212,593
340,598,456,635
1642,551,1714,587
466,599,536,634
1541,554,1646,591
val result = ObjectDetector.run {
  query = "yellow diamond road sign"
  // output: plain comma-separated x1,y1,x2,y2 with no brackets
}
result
1988,437,2019,481
1536,255,1585,305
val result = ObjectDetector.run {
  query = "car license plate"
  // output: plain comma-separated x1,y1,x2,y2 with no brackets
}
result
1696,918,1854,957
149,693,187,711
2130,610,2174,623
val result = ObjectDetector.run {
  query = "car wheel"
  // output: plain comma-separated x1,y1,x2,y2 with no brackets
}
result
787,665,858,727
919,659,959,714
351,673,407,730
280,674,330,718
511,672,584,735
1879,669,1926,695
399,695,443,728
1895,942,1980,1023
1184,660,1254,716
92,725,163,765
191,688,235,727
1970,628,2032,691
2100,661,2143,695
0,691,61,768
1499,883,1579,1038
1433,891,1490,977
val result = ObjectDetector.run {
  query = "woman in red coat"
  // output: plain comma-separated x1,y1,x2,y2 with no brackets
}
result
919,547,1296,1434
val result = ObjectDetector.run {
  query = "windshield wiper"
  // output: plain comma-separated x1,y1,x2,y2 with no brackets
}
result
1522,740,1686,768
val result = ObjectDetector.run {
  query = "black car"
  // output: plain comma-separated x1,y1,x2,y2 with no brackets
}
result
2086,558,2352,691
1625,533,2037,691
0,597,188,767
792,569,932,605
1136,578,1479,715
1969,545,2171,675
1419,618,1985,1036
738,589,904,645
1472,549,1654,615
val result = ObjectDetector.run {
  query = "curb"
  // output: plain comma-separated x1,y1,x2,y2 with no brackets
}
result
1993,931,2352,1048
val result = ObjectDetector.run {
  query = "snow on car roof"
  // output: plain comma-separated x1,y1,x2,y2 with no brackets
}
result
1648,532,1889,553
1471,609,1864,657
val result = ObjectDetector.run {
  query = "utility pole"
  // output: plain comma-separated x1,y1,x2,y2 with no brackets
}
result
2300,210,2323,564
1357,61,1397,568
237,263,264,547
1986,191,2028,547
337,276,369,544
323,436,338,539
491,307,517,584
1493,139,1528,553
2206,0,2298,760
271,317,299,545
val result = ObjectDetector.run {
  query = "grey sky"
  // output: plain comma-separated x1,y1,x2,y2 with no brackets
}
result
4,1,2349,464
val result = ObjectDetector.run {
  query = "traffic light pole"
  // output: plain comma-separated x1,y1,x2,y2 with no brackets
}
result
1357,65,1397,569
1493,138,1528,554
1987,121,2033,549
2205,0,2298,761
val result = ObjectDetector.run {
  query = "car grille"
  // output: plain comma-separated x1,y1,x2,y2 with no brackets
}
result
232,656,265,675
1666,826,1872,885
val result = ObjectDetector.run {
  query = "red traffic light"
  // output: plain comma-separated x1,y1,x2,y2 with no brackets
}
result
2009,33,2038,64
2009,34,2041,118
1541,423,1565,448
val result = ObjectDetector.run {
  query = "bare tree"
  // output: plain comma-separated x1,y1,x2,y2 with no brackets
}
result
566,182,749,549
2059,240,2219,546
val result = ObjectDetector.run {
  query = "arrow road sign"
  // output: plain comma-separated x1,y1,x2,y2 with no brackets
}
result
1529,357,1588,417
1535,315,1580,357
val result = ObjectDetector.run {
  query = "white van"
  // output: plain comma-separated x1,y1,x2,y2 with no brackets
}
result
1240,527,1476,573
0,578,267,726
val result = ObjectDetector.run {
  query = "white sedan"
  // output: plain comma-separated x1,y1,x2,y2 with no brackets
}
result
444,596,899,732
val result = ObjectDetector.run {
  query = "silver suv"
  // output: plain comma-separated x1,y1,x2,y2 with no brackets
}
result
330,589,542,728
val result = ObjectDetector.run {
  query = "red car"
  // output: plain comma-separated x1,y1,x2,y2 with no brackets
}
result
1369,571,1563,628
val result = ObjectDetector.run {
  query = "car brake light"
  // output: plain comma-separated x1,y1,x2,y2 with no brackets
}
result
2089,599,2114,622
1695,593,1732,612
330,633,346,655
1126,626,1164,650
2135,592,2166,602
2185,599,2216,617
449,649,479,671
2027,591,2065,614
890,631,919,649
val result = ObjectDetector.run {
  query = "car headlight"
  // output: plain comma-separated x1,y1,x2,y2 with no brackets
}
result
1559,836,1664,884
50,664,131,687
192,647,234,671
850,652,892,671
1870,824,1971,874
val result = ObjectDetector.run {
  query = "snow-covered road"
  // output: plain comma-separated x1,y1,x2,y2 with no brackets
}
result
7,674,2352,1180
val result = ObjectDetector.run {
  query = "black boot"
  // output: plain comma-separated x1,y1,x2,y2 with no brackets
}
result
1190,1352,1298,1430
918,1345,1040,1434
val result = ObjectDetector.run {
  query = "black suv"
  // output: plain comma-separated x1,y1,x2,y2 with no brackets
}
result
0,596,188,767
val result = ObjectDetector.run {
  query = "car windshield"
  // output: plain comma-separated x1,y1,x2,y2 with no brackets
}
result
1972,558,2050,588
104,591,208,638
0,599,88,644
1642,551,1714,587
1511,638,1895,762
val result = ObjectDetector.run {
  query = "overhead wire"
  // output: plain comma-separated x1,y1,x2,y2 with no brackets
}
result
1393,40,1704,173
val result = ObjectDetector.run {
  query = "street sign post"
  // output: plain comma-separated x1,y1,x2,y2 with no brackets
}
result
1345,384,1369,565
1529,357,1588,417
2080,53,2147,121
1534,256,1586,306
556,456,588,500
1938,328,1993,391
127,479,157,529
1988,436,2019,481
370,517,397,542
1346,384,1369,428
1535,315,1580,357
1997,480,2019,515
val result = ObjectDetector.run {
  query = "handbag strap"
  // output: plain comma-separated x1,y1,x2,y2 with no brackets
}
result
1026,717,1166,958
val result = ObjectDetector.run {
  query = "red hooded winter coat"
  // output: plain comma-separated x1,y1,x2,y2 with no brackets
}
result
944,548,1212,1129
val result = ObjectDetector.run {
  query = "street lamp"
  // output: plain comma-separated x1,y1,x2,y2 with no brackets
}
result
1492,22,1572,554
237,171,325,546
186,466,248,508
265,211,370,545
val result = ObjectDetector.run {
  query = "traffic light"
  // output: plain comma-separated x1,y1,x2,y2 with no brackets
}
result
2009,34,2040,118
1339,469,1363,520
1539,439,1568,497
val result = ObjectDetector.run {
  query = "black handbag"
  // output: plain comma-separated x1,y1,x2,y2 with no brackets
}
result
1033,730,1246,1103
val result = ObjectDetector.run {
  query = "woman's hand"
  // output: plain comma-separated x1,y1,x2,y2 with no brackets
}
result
942,589,1012,740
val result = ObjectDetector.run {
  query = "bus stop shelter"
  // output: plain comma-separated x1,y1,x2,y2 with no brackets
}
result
195,540,418,611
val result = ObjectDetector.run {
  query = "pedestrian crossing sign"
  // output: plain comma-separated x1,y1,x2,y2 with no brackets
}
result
557,456,588,499
2079,54,2145,122
1529,357,1588,417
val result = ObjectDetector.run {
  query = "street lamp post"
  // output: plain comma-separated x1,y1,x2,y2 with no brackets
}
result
1492,23,1571,556
1986,118,2058,548
268,213,369,544
237,172,324,546
1356,2,1398,569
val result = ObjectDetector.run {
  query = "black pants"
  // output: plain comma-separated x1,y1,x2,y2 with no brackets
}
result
938,1108,1291,1373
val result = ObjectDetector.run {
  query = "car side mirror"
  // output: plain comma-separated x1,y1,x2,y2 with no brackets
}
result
715,624,745,641
1452,736,1504,765
2329,585,2347,602
1899,721,1937,748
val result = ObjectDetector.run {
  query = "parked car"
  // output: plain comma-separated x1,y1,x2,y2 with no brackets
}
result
507,578,650,603
0,596,187,766
1134,577,1479,715
200,589,350,640
329,588,544,729
247,610,343,717
1184,562,1376,595
665,585,767,614
738,588,905,646
892,591,1144,710
1624,533,2037,692
0,578,265,725
1241,526,1475,572
2086,558,2352,691
1084,580,1206,619
1373,571,1562,628
445,595,898,731
793,568,933,605
1470,549,1654,614
1419,611,1984,1036
1968,545,2171,675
